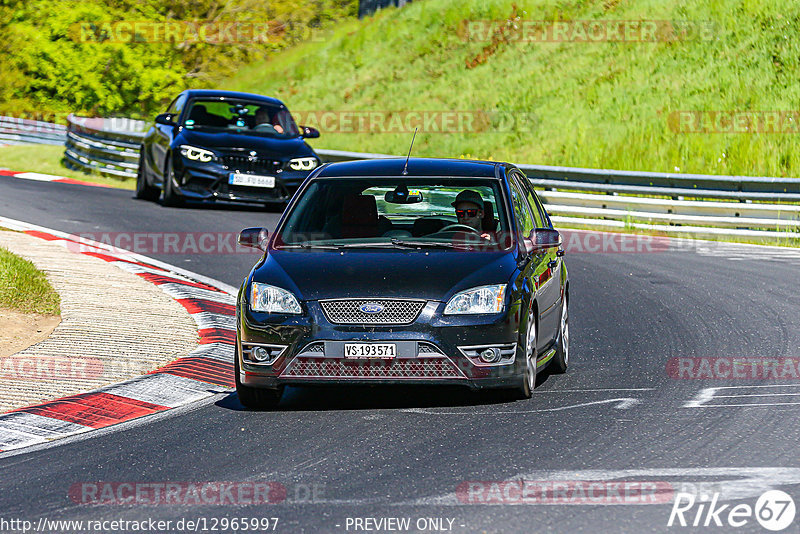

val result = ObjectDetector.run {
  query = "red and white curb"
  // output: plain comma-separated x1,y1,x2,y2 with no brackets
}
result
0,169,112,188
0,217,240,453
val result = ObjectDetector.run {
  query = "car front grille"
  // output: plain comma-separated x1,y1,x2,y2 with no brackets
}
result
220,154,280,174
319,299,426,325
280,356,464,379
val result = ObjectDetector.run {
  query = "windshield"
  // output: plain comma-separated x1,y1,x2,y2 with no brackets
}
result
275,177,512,250
182,98,300,138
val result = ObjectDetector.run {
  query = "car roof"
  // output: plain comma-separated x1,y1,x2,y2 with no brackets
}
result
314,158,510,179
180,89,285,108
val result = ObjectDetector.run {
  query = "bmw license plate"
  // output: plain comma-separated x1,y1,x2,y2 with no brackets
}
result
228,172,275,188
344,343,396,359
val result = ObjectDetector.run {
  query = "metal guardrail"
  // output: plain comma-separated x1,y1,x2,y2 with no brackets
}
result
4,116,798,241
315,149,800,241
0,116,67,146
63,115,146,179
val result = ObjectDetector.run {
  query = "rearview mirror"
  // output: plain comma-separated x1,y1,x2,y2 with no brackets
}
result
300,126,320,139
385,187,423,204
155,113,176,126
238,227,269,250
523,228,561,254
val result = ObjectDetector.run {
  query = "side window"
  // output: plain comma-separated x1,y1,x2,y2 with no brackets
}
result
167,94,187,116
509,179,535,239
517,173,549,228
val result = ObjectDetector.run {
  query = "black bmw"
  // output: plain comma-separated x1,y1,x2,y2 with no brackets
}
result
136,89,321,207
235,157,569,408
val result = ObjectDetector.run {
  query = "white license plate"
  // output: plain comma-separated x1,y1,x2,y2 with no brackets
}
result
344,343,396,359
228,173,275,188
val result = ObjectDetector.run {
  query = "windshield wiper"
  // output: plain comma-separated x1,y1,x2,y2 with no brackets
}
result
279,243,343,250
389,239,472,249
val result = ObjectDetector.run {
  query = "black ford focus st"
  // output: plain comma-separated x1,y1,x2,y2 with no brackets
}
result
235,158,569,408
137,89,321,207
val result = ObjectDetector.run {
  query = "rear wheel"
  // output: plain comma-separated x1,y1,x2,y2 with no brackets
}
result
512,315,536,399
162,156,184,207
135,152,160,201
550,297,569,374
234,347,283,410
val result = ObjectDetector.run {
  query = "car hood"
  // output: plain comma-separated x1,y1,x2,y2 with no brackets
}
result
252,249,518,302
176,129,316,158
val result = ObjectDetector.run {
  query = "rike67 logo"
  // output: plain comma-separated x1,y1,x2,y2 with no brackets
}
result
668,490,796,531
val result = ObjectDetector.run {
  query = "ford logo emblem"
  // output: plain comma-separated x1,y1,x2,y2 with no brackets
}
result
359,303,384,314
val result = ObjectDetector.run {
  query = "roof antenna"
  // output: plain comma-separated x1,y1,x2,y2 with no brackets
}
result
402,128,417,176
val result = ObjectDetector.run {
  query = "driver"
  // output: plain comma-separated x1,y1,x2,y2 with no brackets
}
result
254,106,284,134
452,190,491,240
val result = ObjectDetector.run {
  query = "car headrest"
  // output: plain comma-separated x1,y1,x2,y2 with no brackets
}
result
483,201,498,232
188,105,208,121
341,195,379,238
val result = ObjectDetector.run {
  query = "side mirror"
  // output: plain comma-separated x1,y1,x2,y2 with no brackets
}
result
238,227,269,250
155,113,177,126
300,126,320,139
523,228,561,254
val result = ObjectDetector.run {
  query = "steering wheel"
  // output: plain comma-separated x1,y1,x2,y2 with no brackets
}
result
435,224,482,234
253,123,278,132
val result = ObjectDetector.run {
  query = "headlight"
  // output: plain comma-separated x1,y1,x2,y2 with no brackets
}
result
288,157,318,171
180,145,215,163
250,282,302,314
444,284,507,315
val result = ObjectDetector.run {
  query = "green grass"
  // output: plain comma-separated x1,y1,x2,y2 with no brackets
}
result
0,245,60,315
0,145,135,190
223,0,800,178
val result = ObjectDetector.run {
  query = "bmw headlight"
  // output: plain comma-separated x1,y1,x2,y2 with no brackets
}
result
250,282,302,314
180,145,216,163
444,284,507,315
288,157,318,171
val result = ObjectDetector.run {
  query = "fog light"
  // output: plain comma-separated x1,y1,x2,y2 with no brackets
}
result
480,348,501,363
252,347,270,362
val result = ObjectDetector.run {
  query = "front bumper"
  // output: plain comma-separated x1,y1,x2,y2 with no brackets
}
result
237,299,526,390
173,159,310,204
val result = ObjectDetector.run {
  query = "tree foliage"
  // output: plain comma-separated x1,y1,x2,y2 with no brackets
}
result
0,0,357,121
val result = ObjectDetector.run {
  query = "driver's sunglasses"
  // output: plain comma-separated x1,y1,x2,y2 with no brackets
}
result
456,209,479,217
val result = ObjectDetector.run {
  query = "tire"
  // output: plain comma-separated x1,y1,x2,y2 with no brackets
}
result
235,348,283,410
512,313,537,399
135,152,160,201
550,296,569,374
162,156,184,207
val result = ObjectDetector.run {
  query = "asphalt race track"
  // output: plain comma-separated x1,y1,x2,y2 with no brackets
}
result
2,177,800,533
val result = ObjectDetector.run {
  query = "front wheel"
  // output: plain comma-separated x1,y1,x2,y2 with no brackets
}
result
162,156,184,207
234,349,283,410
135,152,160,201
550,297,569,374
512,315,537,399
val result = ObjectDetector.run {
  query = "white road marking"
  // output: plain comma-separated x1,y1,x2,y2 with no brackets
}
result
401,398,642,415
684,384,800,408
410,468,800,506
13,172,61,182
536,388,656,393
102,373,224,408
